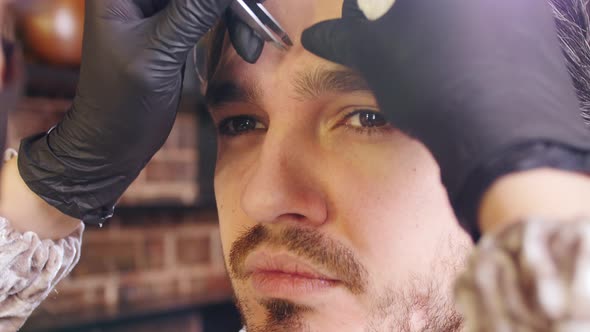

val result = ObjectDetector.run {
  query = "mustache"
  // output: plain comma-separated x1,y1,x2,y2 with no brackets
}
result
229,224,367,294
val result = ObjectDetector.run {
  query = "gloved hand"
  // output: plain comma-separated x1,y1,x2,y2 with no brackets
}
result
226,8,264,64
17,0,232,224
302,0,590,240
206,2,271,64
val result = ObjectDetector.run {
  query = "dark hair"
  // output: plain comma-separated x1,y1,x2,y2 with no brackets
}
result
204,1,590,124
549,0,590,124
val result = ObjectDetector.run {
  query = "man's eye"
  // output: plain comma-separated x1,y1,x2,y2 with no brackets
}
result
345,110,389,128
218,116,265,136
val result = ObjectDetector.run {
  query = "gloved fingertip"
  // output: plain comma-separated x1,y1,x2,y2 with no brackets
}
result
227,13,265,64
342,0,366,19
301,19,358,68
300,22,329,57
239,41,264,64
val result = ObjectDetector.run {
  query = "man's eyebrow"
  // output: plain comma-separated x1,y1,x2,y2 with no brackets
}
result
205,66,371,109
293,67,371,100
206,80,263,109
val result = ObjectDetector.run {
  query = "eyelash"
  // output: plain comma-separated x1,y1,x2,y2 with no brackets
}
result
217,115,266,137
216,109,391,137
340,109,392,136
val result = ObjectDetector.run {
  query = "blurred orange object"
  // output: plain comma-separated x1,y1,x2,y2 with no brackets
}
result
19,0,84,67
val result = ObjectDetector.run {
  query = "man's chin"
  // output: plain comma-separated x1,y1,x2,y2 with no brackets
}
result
236,293,366,332
232,275,368,331
239,298,311,332
242,305,368,332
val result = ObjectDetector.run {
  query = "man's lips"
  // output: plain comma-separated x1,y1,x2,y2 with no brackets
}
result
245,251,338,280
244,251,340,297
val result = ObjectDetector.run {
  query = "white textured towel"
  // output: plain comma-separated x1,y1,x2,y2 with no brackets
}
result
0,217,83,331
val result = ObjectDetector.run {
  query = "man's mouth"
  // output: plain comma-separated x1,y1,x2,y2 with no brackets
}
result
244,251,341,298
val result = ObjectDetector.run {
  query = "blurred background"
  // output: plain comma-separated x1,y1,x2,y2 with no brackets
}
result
4,1,242,331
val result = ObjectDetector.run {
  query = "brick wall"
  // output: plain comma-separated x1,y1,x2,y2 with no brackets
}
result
10,97,233,331
40,215,231,314
119,111,200,205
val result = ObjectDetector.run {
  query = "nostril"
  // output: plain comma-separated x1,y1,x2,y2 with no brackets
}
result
276,213,307,223
291,214,307,222
240,181,328,226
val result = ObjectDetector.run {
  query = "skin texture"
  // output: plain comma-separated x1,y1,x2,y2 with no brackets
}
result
0,0,81,239
479,168,590,234
0,158,81,240
208,0,472,331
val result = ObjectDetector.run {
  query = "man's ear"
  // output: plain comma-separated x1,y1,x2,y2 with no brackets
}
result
357,0,396,20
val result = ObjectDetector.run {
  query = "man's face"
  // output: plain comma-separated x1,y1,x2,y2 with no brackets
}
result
209,0,472,331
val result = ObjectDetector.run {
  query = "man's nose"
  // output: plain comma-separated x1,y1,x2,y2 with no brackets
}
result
240,128,328,226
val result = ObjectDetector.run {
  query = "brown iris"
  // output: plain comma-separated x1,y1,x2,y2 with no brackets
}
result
358,111,387,127
219,116,260,136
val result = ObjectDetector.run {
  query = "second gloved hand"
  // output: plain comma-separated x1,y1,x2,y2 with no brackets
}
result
17,0,232,224
302,0,590,240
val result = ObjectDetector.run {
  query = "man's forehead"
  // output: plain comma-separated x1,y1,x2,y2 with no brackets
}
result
262,0,343,42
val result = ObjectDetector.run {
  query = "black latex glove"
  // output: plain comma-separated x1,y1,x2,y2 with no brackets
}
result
302,0,590,239
226,9,265,64
18,0,232,224
218,2,276,64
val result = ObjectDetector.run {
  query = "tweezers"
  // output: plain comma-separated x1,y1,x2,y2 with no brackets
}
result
230,0,293,50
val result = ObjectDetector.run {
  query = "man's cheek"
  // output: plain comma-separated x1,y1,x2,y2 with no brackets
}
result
215,179,248,258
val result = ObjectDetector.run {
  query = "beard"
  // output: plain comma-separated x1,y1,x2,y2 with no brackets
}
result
364,277,464,332
235,281,464,332
235,297,312,332
228,225,469,332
